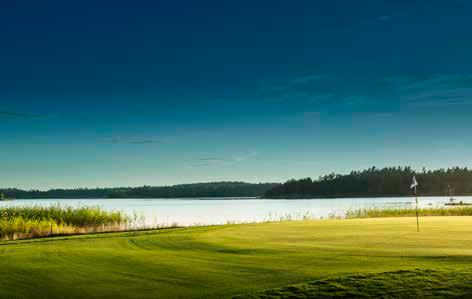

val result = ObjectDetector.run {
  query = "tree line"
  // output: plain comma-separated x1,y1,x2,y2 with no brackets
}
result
1,182,279,199
264,167,472,198
5,167,472,200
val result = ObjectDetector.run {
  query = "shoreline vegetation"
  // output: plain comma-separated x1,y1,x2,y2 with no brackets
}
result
345,206,472,218
0,205,133,240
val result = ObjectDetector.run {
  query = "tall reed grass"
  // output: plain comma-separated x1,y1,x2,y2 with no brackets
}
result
0,205,131,240
346,206,472,219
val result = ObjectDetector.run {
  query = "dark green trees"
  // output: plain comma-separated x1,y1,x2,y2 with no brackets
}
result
265,167,472,198
0,182,279,199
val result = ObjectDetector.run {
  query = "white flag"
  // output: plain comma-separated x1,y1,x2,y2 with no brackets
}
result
411,175,418,189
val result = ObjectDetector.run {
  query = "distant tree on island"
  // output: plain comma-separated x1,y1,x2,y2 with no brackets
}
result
0,182,279,199
264,167,472,198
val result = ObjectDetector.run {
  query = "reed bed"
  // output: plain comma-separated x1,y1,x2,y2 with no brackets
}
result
0,205,132,240
346,206,472,219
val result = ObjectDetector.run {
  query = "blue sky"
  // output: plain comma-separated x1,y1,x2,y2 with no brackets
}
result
1,1,472,189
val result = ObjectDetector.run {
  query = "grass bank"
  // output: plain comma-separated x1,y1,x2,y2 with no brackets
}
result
243,269,472,298
0,205,131,240
1,217,472,298
346,206,472,218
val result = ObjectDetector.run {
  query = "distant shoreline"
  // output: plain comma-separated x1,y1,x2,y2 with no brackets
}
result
263,194,472,199
3,195,472,201
0,182,279,200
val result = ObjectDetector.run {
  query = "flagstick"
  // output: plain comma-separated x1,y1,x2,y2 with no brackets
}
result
415,186,419,232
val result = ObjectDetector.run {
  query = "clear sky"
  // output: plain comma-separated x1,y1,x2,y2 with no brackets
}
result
1,1,472,189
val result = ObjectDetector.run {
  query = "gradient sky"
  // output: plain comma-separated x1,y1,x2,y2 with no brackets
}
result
1,0,472,189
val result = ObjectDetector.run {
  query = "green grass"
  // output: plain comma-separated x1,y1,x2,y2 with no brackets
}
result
346,206,472,218
1,217,472,298
0,205,130,240
243,269,472,298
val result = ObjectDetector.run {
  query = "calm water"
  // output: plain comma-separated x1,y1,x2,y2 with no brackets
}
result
1,196,470,227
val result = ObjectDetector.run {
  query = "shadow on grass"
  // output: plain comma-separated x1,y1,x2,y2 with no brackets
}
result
413,255,472,264
238,269,472,298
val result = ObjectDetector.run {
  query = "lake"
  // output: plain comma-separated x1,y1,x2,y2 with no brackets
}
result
1,196,470,227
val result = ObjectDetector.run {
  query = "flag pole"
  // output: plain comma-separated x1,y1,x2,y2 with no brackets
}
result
415,185,419,232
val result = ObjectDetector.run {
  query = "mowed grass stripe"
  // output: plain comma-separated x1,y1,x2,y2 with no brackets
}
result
1,217,472,298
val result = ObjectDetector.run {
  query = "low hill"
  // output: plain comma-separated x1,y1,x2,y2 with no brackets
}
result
1,182,279,199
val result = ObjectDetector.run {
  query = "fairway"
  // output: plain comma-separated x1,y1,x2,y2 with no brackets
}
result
1,217,472,298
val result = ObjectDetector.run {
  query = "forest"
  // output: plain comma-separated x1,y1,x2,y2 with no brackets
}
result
4,167,472,200
1,182,278,199
264,167,472,198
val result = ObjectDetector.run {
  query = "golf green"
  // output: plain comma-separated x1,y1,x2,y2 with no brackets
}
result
1,217,472,298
